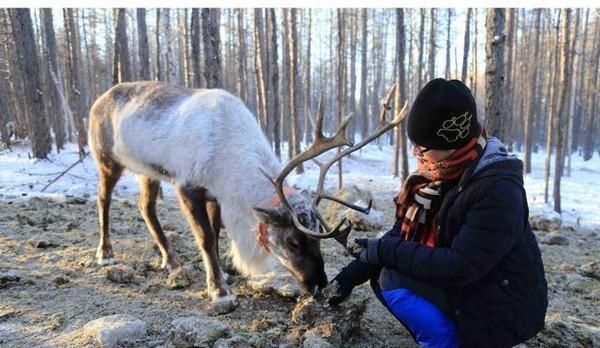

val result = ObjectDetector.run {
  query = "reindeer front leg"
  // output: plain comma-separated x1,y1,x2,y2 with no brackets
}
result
176,186,237,310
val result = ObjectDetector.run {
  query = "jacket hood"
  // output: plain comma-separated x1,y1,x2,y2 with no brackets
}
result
468,137,523,182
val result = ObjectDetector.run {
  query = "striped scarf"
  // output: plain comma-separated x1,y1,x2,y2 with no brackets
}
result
393,135,486,247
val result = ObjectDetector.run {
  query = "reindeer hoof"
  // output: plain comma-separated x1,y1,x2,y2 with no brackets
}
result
208,293,238,315
161,257,182,272
96,245,116,266
97,257,118,266
166,267,191,289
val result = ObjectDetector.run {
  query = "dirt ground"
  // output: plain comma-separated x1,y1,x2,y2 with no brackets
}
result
0,191,599,347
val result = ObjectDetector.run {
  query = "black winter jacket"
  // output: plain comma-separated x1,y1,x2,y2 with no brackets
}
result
348,138,548,348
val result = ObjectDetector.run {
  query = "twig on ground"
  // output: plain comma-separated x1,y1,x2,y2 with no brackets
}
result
41,152,89,192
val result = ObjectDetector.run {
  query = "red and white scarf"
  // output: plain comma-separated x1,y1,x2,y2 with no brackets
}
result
393,135,486,246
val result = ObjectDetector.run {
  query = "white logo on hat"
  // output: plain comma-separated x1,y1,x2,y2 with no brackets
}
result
436,112,472,143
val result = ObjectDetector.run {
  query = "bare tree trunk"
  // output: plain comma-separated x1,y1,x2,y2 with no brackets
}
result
565,9,581,176
553,9,573,213
514,9,527,150
572,9,590,153
462,8,472,82
0,82,9,147
113,8,132,84
370,14,384,140
253,9,268,133
190,9,201,87
162,9,177,83
445,9,452,78
288,9,303,174
427,8,436,81
582,14,599,161
504,9,516,150
347,10,357,143
418,9,425,89
236,9,248,103
522,9,541,173
392,9,409,180
2,9,28,141
156,9,162,80
41,8,66,151
64,8,87,157
407,10,414,100
359,9,369,140
282,9,291,159
267,9,281,159
9,9,52,158
484,9,505,140
201,9,222,88
80,10,93,108
471,9,478,97
137,9,151,80
544,9,562,204
181,9,191,87
303,9,313,144
336,9,346,188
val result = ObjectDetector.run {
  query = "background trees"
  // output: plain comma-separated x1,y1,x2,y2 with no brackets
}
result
0,8,598,213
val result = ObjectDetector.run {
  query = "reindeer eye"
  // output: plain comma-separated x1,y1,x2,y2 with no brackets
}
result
286,238,301,252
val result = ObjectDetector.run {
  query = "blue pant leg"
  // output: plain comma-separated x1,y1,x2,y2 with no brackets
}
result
370,276,461,348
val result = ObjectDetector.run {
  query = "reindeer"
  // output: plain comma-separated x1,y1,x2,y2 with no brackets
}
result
88,81,405,308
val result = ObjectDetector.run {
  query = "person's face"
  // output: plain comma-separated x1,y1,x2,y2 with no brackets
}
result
412,143,455,162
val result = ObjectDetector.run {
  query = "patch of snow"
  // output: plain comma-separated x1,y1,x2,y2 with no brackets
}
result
1,141,599,229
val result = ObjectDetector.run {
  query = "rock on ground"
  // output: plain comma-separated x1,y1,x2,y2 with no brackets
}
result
82,314,146,348
0,270,21,288
292,295,367,346
165,267,191,289
323,186,383,231
247,272,302,298
527,313,600,347
579,261,600,280
303,329,335,348
540,232,570,246
26,237,59,249
346,200,386,231
105,265,137,284
169,316,229,347
529,208,562,232
213,336,251,348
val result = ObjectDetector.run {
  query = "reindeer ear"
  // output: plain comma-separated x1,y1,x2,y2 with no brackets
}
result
253,207,286,226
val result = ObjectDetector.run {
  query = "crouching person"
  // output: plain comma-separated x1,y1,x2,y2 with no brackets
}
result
327,79,548,348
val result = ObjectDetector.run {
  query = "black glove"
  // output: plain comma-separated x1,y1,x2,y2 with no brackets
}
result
347,238,368,260
325,269,356,306
348,238,381,265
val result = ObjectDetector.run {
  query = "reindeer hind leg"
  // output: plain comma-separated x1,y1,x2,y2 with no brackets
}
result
138,175,182,271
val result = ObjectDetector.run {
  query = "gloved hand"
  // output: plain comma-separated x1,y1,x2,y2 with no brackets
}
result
347,238,368,261
347,238,381,265
324,269,356,306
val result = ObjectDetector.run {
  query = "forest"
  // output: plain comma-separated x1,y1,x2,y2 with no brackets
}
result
1,8,598,212
0,8,600,347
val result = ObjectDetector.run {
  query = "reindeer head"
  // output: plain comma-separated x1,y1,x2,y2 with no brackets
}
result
256,87,407,296
253,193,327,294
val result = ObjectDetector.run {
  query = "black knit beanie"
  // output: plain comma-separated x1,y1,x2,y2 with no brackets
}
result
407,78,481,150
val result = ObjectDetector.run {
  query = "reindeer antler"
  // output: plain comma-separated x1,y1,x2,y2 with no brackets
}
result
267,85,409,247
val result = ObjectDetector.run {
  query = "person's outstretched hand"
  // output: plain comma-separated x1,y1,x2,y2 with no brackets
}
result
323,270,355,306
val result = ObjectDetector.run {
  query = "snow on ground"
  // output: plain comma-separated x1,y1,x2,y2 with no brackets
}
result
1,141,599,229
